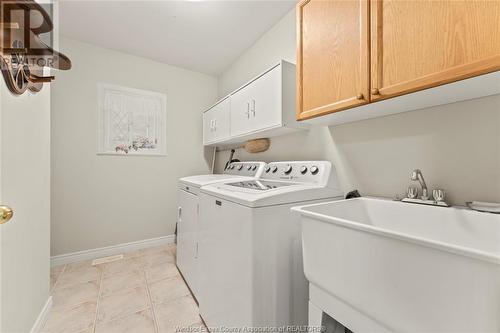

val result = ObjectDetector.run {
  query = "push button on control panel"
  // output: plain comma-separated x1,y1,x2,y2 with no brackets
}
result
271,166,278,173
265,166,271,173
237,165,243,171
310,166,319,175
284,165,293,175
300,166,308,174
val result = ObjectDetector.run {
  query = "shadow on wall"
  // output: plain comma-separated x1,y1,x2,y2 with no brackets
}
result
204,146,217,172
215,94,500,206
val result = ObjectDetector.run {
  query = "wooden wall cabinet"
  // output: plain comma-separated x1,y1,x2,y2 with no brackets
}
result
296,0,370,120
297,0,500,121
371,0,500,102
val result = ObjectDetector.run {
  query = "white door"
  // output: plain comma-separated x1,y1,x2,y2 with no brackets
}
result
0,82,51,332
176,189,199,297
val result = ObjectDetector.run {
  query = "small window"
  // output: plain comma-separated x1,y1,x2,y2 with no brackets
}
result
97,83,167,156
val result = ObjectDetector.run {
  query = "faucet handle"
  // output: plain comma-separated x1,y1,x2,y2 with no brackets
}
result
432,189,446,202
407,186,418,199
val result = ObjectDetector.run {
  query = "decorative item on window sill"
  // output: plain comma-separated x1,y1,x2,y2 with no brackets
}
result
0,0,71,95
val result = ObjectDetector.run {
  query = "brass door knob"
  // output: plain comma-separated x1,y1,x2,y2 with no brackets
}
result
0,205,13,224
356,93,364,100
371,88,380,95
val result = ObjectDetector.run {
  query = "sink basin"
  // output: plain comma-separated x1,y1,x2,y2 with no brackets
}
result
292,197,500,332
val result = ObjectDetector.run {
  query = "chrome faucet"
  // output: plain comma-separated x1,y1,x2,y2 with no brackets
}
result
410,169,429,200
401,169,449,207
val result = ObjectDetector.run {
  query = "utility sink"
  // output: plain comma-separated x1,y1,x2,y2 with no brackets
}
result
292,197,500,332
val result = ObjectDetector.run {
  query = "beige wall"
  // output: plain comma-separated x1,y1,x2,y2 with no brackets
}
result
218,10,296,97
216,9,500,205
51,38,218,256
52,10,500,256
1,79,51,331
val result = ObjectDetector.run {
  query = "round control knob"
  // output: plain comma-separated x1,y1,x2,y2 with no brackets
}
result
265,166,271,173
271,166,278,173
284,165,293,175
251,165,257,171
300,166,308,174
247,165,252,171
237,165,243,170
310,166,319,175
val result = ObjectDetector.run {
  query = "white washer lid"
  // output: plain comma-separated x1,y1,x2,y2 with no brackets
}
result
179,174,255,189
200,181,344,208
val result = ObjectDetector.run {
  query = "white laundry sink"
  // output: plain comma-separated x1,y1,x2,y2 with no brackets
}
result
292,197,500,332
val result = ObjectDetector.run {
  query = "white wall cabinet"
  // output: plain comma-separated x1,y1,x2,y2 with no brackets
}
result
202,97,230,145
230,65,282,137
203,60,301,147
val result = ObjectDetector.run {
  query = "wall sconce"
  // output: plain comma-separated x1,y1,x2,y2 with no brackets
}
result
0,0,71,95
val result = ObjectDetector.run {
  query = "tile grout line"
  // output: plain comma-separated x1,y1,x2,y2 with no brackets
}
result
144,267,161,333
92,267,105,333
49,247,173,333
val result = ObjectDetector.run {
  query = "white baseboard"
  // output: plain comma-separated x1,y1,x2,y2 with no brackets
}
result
51,235,175,267
30,296,52,333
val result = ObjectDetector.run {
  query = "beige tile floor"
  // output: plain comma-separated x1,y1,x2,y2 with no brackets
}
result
44,244,204,333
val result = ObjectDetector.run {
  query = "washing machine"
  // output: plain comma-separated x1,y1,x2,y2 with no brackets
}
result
177,161,266,300
198,161,344,330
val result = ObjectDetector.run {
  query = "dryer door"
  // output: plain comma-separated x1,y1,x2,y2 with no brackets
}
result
176,189,199,297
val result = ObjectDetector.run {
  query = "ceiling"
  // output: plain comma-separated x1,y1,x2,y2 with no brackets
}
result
58,0,296,76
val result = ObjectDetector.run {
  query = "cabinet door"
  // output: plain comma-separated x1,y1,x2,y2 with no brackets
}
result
371,0,500,101
296,0,370,120
176,189,199,296
230,66,282,137
247,66,282,132
229,85,254,137
203,98,230,144
212,98,230,142
202,109,216,144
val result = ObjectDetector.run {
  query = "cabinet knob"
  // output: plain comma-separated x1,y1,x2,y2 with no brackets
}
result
356,93,364,100
371,88,380,95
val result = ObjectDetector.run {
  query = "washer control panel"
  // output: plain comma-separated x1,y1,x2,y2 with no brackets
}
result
261,161,331,185
224,162,266,177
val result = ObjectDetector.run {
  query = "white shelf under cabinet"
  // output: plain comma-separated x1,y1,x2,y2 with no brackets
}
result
202,60,303,147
